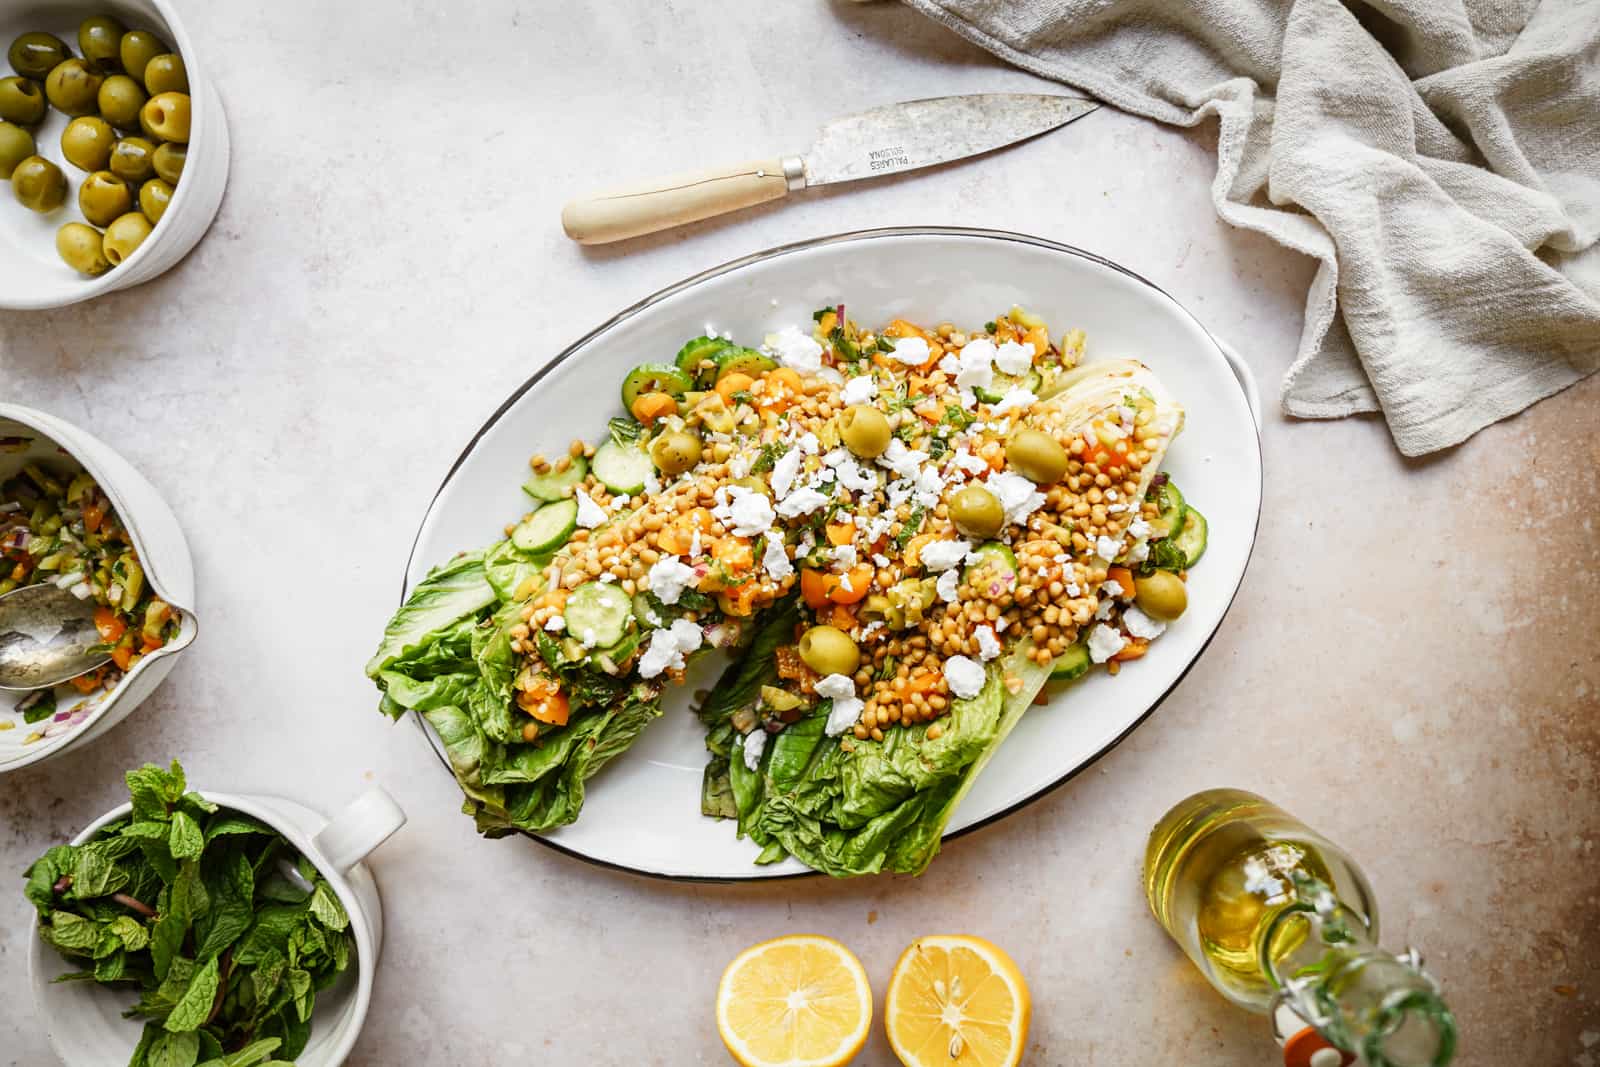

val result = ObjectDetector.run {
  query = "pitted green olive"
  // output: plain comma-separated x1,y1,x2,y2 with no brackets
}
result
0,121,36,178
8,32,71,80
798,625,860,677
0,77,47,126
839,404,891,459
102,211,152,265
78,170,131,226
1134,570,1188,621
12,156,66,212
859,594,905,630
108,136,155,182
649,430,701,476
949,485,1004,539
152,141,184,183
61,115,115,170
887,577,938,627
137,177,172,223
118,30,166,83
97,74,146,128
78,16,125,72
139,91,189,142
45,59,105,117
142,53,186,95
1006,428,1069,485
56,222,111,276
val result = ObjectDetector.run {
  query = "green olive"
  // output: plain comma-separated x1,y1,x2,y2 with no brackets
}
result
0,121,36,179
731,475,771,498
137,177,171,224
101,211,151,265
649,430,702,476
152,141,184,183
949,485,1005,539
12,155,66,212
1006,428,1069,485
78,170,131,226
1133,571,1187,621
8,32,71,80
887,577,938,627
56,222,111,276
118,30,166,83
0,77,47,126
858,594,904,630
839,404,891,459
142,53,186,95
97,74,146,129
45,59,105,117
139,91,189,143
61,115,115,170
797,625,860,677
77,16,125,72
108,136,155,182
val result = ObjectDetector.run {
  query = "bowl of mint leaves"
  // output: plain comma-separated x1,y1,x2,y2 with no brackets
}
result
23,760,401,1066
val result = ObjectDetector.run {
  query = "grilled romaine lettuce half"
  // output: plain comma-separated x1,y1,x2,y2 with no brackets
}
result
700,359,1184,875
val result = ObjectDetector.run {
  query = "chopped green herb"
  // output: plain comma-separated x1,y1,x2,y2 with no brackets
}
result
751,441,787,474
874,335,897,353
607,417,644,446
942,405,975,429
730,390,755,406
983,320,997,334
894,505,926,550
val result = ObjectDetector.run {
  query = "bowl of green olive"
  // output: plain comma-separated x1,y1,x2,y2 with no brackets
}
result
0,0,228,310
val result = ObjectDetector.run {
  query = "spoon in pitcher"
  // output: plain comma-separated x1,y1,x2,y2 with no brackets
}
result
0,583,109,691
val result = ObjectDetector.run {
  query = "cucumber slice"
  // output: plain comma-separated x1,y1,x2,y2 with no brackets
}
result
511,499,577,554
1050,640,1091,682
592,439,653,495
1175,507,1208,568
975,369,1042,405
963,542,1018,588
675,336,732,386
713,346,777,381
1150,480,1187,538
522,456,588,502
566,581,635,649
621,363,694,413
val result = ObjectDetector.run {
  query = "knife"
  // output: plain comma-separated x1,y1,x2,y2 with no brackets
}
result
561,93,1100,245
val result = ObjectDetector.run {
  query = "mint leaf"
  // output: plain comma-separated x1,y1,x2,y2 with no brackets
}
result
203,815,272,842
147,1029,201,1067
42,911,101,953
308,882,348,932
168,812,203,860
126,761,186,822
163,955,219,1033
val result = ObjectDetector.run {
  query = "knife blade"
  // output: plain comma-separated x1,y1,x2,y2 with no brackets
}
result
561,93,1100,245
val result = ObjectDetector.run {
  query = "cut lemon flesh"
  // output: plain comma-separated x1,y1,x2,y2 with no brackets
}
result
716,934,874,1067
885,935,1031,1067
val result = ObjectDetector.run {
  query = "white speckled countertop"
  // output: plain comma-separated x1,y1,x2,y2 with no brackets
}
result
2,2,1597,1064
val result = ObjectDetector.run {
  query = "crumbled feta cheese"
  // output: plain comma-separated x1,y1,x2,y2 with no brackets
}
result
743,728,767,771
647,556,698,605
713,485,775,536
920,538,972,572
643,472,662,496
832,543,858,567
954,338,996,391
877,438,930,480
1128,518,1152,541
762,534,793,580
638,618,703,679
690,527,703,558
1126,540,1150,563
993,340,1036,375
958,387,979,410
1094,534,1122,560
974,625,1001,662
943,655,987,699
1107,503,1128,514
544,614,566,632
986,471,1047,525
989,387,1037,417
776,487,830,518
1100,579,1124,598
727,453,752,478
841,375,878,405
913,465,944,507
1095,598,1116,620
797,432,820,455
581,628,597,646
887,336,931,366
871,553,890,568
767,325,823,374
1123,604,1167,640
994,615,1009,633
863,515,894,545
936,568,961,604
952,449,989,477
1105,489,1119,502
885,478,915,507
575,490,607,529
817,673,864,736
938,352,961,376
835,458,878,493
770,448,801,499
1087,623,1127,663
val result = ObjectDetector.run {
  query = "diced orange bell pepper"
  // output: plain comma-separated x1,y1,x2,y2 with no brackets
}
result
883,319,930,341
110,643,134,671
827,564,875,605
716,372,755,404
825,521,855,547
829,603,858,629
82,500,105,534
70,668,105,693
1107,567,1136,598
907,670,942,696
93,606,125,643
800,568,832,609
630,391,679,424
1023,324,1050,356
520,676,571,725
1111,637,1149,662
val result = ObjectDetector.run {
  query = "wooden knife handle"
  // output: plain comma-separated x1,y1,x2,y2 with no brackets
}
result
561,157,798,245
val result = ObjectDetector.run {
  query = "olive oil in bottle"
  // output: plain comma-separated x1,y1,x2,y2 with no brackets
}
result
1144,789,1456,1067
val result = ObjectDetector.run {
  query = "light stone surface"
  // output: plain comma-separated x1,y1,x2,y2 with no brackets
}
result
3,2,1597,1064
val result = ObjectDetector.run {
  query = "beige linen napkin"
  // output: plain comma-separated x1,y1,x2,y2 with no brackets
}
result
898,0,1600,454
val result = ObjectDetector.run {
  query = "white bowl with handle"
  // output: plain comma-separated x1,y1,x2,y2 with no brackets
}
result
0,401,198,772
0,0,229,309
28,785,407,1066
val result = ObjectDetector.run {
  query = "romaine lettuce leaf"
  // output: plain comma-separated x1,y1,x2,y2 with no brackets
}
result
365,552,495,679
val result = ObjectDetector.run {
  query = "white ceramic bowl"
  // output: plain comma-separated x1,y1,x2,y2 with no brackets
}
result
401,226,1265,879
0,0,229,310
29,786,406,1066
0,402,198,772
